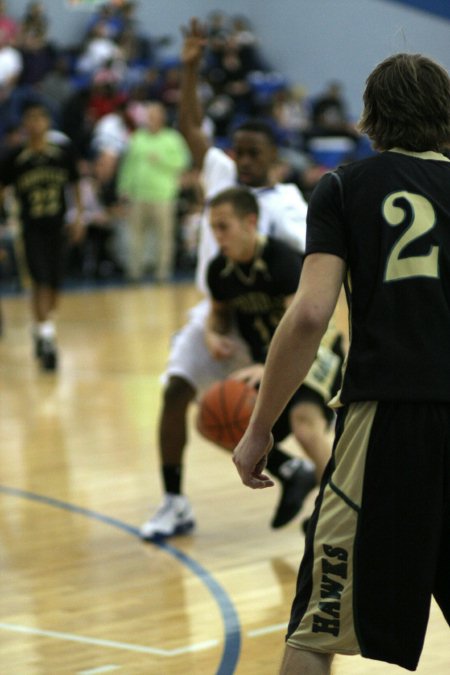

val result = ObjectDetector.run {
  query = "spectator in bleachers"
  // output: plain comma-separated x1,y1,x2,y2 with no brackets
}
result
229,14,267,72
18,1,48,45
0,27,22,92
61,85,95,159
18,21,56,86
126,66,163,102
0,1,19,47
38,54,75,124
270,84,309,148
90,97,135,196
76,21,124,77
310,80,352,134
0,1,375,289
0,28,23,136
83,1,125,42
211,37,253,116
303,80,360,169
117,101,190,282
86,68,126,123
158,61,182,124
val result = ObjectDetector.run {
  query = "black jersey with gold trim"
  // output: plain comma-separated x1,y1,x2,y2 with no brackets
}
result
0,142,79,227
207,236,302,363
307,149,450,403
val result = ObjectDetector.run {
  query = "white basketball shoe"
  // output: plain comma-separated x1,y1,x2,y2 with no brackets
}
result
140,494,195,541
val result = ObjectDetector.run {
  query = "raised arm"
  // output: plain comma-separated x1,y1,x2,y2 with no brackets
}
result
233,253,345,488
178,17,210,169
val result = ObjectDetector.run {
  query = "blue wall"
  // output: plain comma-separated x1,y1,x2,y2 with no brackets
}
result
386,0,450,21
8,0,450,119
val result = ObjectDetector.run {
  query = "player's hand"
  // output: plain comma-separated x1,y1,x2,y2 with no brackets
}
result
181,17,207,66
205,331,236,360
230,364,264,388
233,428,275,490
67,217,85,244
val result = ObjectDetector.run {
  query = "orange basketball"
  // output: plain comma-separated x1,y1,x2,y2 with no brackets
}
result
196,379,257,451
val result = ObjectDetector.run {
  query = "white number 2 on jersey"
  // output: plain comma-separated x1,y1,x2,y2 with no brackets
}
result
382,191,439,282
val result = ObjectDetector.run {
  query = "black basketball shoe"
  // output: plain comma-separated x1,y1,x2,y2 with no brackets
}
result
271,459,316,529
39,338,58,371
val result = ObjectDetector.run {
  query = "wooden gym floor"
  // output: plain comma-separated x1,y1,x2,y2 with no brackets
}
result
0,282,448,674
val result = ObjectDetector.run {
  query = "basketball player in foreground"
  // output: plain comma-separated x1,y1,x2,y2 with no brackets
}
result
140,18,316,540
233,53,450,673
205,187,343,486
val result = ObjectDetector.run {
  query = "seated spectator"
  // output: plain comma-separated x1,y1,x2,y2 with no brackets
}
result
76,22,124,77
83,1,127,42
18,26,56,86
216,38,253,114
87,69,127,123
203,10,229,72
60,86,94,159
0,1,19,47
309,80,355,136
0,29,22,93
0,29,24,135
116,25,150,69
158,61,182,123
90,99,135,194
19,1,48,45
270,84,309,148
229,14,267,72
125,66,163,102
38,55,75,124
303,80,361,168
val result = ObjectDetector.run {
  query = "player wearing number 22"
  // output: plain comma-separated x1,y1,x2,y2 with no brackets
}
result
233,53,450,674
0,102,83,371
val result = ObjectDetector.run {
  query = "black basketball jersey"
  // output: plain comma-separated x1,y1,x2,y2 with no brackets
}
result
0,142,79,228
306,149,450,402
207,236,303,363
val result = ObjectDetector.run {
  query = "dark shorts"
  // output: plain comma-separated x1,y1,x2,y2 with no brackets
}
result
286,400,450,671
23,223,66,287
272,333,345,442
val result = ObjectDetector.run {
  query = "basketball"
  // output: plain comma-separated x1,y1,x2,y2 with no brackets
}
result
196,379,257,451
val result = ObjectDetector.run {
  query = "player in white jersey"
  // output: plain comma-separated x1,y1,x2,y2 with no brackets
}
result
140,19,317,540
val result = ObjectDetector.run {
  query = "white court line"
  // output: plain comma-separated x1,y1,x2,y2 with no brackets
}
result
0,623,219,656
78,667,120,675
247,623,287,637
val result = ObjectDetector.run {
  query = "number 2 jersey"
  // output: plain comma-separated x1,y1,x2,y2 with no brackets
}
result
0,141,79,228
307,149,450,403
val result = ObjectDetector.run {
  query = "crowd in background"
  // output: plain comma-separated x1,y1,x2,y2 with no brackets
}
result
0,0,373,290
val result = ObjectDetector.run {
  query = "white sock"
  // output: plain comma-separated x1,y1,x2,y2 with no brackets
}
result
37,321,56,340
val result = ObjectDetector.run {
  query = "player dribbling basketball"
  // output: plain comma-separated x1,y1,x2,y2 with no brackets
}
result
197,379,257,451
205,187,344,495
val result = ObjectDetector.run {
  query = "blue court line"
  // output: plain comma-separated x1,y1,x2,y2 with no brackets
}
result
0,484,241,675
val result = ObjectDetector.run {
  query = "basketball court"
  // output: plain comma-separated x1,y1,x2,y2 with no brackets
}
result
0,283,448,674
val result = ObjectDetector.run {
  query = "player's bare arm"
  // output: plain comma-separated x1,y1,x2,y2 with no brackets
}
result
178,17,209,168
233,253,345,488
205,299,236,360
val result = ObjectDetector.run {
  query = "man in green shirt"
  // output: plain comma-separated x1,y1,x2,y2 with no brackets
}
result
117,102,190,281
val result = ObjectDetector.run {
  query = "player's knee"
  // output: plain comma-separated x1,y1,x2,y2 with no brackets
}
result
290,404,326,449
163,376,196,411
